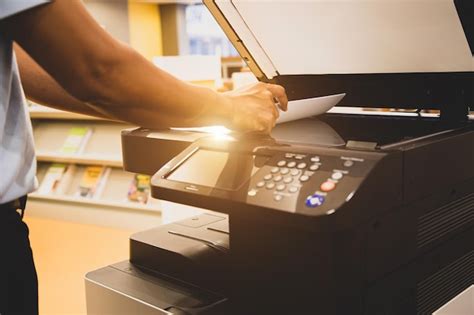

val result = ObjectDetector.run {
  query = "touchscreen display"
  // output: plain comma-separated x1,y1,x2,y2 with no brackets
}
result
167,149,266,190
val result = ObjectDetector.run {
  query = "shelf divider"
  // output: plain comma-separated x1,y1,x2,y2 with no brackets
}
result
29,193,161,213
36,151,123,167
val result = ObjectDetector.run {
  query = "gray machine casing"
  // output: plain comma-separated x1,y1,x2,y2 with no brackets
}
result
86,1,473,314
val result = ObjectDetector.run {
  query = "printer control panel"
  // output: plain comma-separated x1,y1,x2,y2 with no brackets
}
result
152,137,381,217
245,151,374,216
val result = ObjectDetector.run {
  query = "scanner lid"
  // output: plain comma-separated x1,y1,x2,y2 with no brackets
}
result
204,0,473,115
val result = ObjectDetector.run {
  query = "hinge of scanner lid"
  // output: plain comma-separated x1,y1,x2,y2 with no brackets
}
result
346,140,378,150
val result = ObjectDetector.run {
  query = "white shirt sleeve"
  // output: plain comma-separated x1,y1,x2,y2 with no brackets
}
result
0,0,51,20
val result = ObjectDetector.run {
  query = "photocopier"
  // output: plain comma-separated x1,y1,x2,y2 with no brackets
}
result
85,1,473,314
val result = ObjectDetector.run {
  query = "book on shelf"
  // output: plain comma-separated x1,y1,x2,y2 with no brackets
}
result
128,174,151,204
37,163,77,195
56,164,77,195
76,165,111,199
37,163,70,195
60,126,93,154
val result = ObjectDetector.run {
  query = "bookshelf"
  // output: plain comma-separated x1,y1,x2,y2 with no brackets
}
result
29,193,160,214
29,106,104,120
36,152,123,167
28,103,202,229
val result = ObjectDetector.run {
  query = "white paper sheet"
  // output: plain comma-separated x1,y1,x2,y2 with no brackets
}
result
171,93,345,134
277,93,346,124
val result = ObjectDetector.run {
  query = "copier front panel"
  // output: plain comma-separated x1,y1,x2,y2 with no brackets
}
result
151,134,397,229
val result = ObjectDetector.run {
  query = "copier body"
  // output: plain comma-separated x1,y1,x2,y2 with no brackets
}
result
86,1,473,314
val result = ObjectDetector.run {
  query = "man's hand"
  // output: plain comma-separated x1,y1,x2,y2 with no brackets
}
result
221,82,288,133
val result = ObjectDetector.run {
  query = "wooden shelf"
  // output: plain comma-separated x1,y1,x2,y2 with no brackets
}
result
29,193,161,213
29,107,105,120
36,151,123,167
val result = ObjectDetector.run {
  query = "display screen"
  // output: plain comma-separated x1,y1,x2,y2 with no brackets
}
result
167,149,266,190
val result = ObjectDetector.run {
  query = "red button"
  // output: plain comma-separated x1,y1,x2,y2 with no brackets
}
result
320,181,336,192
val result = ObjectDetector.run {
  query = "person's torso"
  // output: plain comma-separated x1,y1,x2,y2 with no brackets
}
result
0,33,37,203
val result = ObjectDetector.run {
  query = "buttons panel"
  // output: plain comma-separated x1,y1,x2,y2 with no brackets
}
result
251,152,324,198
249,152,361,210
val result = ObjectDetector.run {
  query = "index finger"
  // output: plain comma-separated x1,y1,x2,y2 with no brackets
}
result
266,84,288,111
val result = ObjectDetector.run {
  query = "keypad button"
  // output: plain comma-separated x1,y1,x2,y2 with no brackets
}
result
305,194,325,207
271,167,279,174
266,182,276,189
331,172,343,180
290,169,300,176
248,189,257,196
256,181,265,188
280,168,289,175
287,161,297,168
300,175,310,182
273,175,283,182
309,164,320,171
289,186,299,193
276,184,286,191
297,163,307,169
283,177,293,184
285,153,295,159
343,160,354,167
320,181,336,192
304,171,315,177
274,195,284,202
295,154,305,160
310,156,320,163
264,174,273,181
277,160,287,167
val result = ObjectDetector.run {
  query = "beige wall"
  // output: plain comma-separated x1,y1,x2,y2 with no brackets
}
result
83,0,130,44
128,1,163,59
82,0,163,59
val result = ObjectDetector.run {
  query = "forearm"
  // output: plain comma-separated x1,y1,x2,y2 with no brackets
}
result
15,44,112,120
4,0,283,132
17,40,229,128
81,46,231,129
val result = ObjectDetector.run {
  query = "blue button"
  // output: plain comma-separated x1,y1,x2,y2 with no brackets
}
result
305,194,325,208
